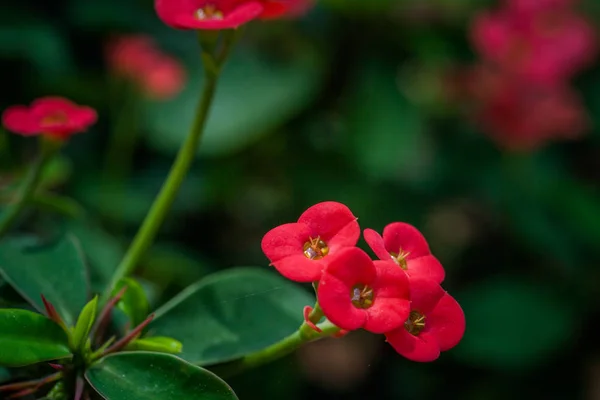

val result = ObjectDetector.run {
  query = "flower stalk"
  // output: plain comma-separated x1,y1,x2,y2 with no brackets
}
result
102,29,240,306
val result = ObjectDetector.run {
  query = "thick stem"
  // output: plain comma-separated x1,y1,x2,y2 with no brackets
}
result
101,29,239,305
213,320,340,379
0,138,59,238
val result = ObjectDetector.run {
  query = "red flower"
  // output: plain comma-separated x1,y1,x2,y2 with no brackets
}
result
261,201,359,282
317,248,411,334
260,0,312,19
466,64,587,150
385,278,465,362
470,4,597,86
2,97,97,140
155,0,264,30
106,35,186,100
363,223,445,284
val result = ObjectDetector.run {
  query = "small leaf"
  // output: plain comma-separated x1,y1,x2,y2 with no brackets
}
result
86,352,238,400
124,337,183,355
0,235,89,327
0,309,71,367
149,267,313,366
112,278,149,327
72,296,98,350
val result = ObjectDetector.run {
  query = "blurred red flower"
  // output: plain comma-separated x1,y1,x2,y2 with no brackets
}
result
260,0,313,19
466,64,587,150
385,278,465,362
106,35,186,100
317,248,411,334
471,1,597,86
2,97,97,140
363,223,445,284
261,201,359,282
155,0,264,30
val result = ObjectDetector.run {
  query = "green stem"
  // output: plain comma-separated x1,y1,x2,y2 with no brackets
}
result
0,139,59,238
213,320,340,379
101,30,239,305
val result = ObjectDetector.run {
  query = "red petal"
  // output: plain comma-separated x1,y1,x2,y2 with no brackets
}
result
322,247,375,287
372,260,410,300
382,222,431,260
427,292,466,351
409,278,446,315
318,273,366,331
406,255,445,283
271,254,324,282
297,201,359,251
31,96,77,111
261,222,311,263
165,2,264,30
363,228,391,261
386,328,440,362
2,106,39,135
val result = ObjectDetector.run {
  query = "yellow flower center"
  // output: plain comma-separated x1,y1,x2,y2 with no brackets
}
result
351,284,374,309
195,4,224,20
404,310,426,336
303,236,329,260
41,112,68,126
389,248,410,270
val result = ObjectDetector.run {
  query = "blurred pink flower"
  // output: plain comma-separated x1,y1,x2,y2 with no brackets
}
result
106,35,186,100
471,2,597,85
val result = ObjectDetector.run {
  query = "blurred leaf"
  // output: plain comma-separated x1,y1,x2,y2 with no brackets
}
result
67,219,123,292
0,309,71,367
0,24,73,77
455,277,576,370
86,352,238,400
68,0,158,31
144,47,322,156
124,336,183,355
149,267,313,366
0,235,89,327
346,61,432,184
113,278,150,327
72,296,98,351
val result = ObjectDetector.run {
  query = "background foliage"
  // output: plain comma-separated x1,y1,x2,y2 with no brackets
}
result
1,0,600,399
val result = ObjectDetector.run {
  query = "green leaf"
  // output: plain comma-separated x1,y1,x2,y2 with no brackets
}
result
0,235,89,327
112,278,149,327
124,337,183,355
149,267,313,366
144,47,322,156
454,277,575,370
86,352,238,400
0,309,71,367
72,296,98,350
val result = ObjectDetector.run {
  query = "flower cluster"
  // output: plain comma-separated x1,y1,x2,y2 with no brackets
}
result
2,97,97,140
465,0,597,150
106,35,186,100
261,202,465,362
155,0,312,30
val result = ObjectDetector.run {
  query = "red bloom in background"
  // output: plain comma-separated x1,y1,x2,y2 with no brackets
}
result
466,64,587,150
471,2,596,86
385,278,465,362
317,248,411,334
363,223,445,284
2,97,97,140
106,35,186,100
261,201,359,282
155,0,264,30
260,0,312,19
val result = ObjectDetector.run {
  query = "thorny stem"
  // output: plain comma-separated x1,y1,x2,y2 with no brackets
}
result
101,29,240,307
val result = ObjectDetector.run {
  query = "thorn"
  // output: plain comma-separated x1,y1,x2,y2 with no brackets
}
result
102,313,155,356
91,285,128,345
303,306,322,333
48,363,64,370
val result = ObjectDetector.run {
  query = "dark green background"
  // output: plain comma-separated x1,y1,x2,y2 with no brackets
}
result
2,0,600,399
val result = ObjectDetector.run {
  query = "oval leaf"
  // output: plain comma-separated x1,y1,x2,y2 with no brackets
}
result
112,278,149,327
149,267,313,366
0,309,71,367
86,352,238,400
0,235,89,327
